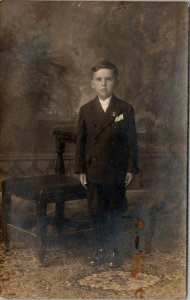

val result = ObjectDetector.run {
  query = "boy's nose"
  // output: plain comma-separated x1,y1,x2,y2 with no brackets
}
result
101,79,106,86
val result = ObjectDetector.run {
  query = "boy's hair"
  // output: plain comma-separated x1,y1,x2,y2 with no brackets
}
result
91,60,118,79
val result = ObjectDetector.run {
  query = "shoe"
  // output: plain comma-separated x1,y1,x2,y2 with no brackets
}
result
89,248,108,267
107,249,124,268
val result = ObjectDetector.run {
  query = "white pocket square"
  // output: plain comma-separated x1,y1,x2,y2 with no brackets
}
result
115,114,124,122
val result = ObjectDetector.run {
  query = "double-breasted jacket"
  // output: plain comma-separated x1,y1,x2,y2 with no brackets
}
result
75,94,139,184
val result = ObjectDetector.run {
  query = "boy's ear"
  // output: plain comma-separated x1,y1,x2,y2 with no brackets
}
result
91,80,95,89
115,78,119,87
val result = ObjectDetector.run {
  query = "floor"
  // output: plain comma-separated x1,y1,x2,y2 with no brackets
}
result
0,191,187,299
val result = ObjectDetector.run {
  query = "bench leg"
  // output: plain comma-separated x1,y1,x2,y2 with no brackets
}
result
2,191,11,251
55,202,65,233
36,200,47,264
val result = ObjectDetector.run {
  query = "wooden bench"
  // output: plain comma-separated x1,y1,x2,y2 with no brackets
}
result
2,130,86,263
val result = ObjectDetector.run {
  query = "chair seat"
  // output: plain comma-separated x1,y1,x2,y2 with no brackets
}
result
2,175,86,202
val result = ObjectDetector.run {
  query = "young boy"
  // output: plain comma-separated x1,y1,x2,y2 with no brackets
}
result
75,60,138,267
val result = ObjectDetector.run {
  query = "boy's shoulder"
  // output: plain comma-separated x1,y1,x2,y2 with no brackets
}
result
115,96,133,109
80,97,97,111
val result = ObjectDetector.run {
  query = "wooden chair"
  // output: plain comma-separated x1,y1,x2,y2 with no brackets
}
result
2,129,86,263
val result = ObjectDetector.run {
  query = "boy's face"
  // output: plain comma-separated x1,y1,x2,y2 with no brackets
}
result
91,68,117,100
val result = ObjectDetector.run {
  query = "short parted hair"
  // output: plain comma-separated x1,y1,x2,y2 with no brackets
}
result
91,60,118,79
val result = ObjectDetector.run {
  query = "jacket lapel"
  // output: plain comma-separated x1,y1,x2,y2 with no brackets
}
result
106,94,121,117
89,96,107,129
94,94,122,139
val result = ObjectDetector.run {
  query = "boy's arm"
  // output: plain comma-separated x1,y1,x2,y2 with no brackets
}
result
125,105,139,175
74,106,87,174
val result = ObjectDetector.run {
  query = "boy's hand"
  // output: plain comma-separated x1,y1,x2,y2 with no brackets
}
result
125,172,134,187
79,173,88,189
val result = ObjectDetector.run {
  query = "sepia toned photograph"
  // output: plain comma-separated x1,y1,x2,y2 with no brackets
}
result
0,1,188,299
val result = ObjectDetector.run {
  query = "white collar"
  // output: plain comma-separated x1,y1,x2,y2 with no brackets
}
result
98,95,112,105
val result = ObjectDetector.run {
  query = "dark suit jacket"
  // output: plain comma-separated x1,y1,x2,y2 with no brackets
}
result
75,94,139,184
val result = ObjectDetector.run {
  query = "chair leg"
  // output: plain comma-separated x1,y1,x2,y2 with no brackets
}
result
36,200,47,264
2,191,11,251
55,202,65,233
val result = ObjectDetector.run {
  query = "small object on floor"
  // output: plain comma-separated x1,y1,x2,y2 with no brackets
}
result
89,248,108,267
108,249,124,268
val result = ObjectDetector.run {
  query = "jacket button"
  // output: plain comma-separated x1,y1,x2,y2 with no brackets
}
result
94,140,97,144
93,157,97,161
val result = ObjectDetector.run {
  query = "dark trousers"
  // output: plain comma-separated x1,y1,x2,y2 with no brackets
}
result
87,181,128,253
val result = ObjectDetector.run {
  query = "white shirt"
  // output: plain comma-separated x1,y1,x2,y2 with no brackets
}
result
99,95,112,112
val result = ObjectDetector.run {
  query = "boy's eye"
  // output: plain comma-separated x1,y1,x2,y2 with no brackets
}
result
95,77,113,81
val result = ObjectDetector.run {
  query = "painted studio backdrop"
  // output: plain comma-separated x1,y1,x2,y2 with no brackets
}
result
0,1,188,298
